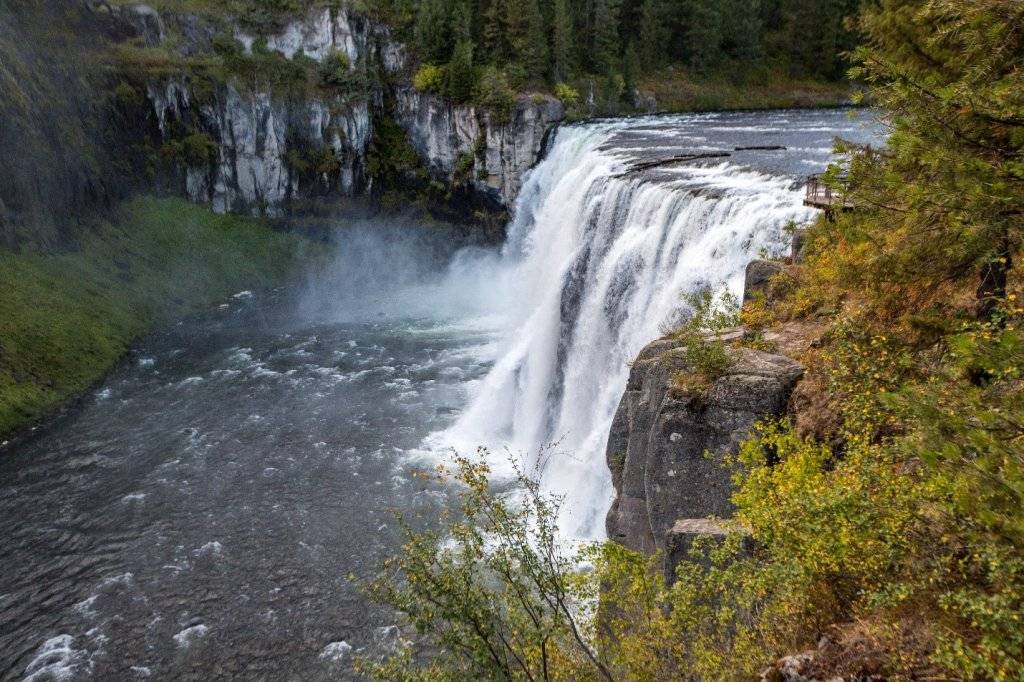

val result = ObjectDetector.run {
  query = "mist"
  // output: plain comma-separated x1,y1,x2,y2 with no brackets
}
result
297,216,515,326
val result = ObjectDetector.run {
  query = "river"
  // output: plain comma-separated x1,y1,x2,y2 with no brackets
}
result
0,108,879,680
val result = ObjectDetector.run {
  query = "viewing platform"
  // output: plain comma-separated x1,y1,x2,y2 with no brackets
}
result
803,174,855,212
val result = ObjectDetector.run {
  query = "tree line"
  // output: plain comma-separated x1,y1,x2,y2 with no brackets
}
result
369,0,862,103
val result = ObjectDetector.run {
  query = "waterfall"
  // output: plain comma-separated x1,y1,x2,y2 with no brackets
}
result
429,113,839,541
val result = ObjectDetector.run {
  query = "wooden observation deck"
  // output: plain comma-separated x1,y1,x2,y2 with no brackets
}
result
803,175,855,212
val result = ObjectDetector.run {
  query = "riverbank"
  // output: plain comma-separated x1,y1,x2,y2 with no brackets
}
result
0,196,317,438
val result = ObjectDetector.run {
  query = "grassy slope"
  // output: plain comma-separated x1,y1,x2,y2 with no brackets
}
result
0,196,315,436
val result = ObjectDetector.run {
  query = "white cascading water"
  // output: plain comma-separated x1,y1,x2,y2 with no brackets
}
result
429,113,840,541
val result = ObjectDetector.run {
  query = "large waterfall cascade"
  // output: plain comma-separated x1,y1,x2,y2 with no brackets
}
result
428,109,879,540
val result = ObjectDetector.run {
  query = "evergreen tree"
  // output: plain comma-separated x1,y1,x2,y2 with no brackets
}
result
551,0,576,81
482,0,511,63
508,0,549,85
683,0,723,73
414,0,455,63
621,43,639,104
591,0,622,72
445,39,476,102
721,0,763,70
637,0,671,69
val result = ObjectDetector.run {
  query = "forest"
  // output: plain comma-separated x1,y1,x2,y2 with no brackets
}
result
368,0,862,110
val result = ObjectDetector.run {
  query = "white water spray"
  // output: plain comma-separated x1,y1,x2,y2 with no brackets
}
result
429,111,871,540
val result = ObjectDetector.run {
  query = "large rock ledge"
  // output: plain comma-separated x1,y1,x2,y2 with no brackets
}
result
605,338,804,556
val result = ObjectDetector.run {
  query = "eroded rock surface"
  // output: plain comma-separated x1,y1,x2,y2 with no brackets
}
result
605,338,803,555
137,5,562,217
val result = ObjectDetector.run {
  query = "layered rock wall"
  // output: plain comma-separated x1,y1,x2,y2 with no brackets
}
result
136,4,562,218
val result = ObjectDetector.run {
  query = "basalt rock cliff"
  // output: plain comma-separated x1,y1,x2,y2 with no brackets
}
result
128,4,563,220
605,338,804,558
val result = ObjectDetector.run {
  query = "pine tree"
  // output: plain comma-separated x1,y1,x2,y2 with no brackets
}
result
621,43,639,104
591,0,622,73
683,0,723,73
508,0,549,85
482,0,510,63
720,0,763,70
844,0,1024,319
551,0,576,81
414,0,455,63
445,39,476,102
637,0,671,69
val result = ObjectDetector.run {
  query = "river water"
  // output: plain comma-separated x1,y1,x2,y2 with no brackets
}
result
0,109,880,679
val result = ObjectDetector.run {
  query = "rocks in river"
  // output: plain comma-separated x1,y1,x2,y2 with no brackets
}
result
319,640,353,663
605,338,803,556
172,623,209,648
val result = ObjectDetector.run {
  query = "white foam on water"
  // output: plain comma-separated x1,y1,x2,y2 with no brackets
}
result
424,118,817,540
24,635,88,681
172,624,209,648
318,641,352,663
193,541,223,557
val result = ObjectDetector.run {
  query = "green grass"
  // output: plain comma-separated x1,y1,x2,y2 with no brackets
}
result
0,196,316,437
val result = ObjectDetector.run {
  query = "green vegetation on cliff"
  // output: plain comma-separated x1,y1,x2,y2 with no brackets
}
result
361,0,1024,678
0,197,313,437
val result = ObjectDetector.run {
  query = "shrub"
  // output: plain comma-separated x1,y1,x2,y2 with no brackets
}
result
357,451,614,680
553,82,580,109
318,50,352,86
454,151,475,180
412,63,445,92
668,288,740,392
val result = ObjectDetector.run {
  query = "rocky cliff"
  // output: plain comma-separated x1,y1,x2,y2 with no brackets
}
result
0,1,563,243
605,335,804,559
0,1,136,248
128,4,562,220
391,86,562,208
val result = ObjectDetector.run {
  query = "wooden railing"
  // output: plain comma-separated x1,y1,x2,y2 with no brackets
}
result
803,174,854,211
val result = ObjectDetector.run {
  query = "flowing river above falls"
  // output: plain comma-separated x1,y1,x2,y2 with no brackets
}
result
0,108,880,680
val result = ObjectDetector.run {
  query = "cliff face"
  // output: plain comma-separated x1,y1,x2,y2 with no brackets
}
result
0,2,562,240
391,86,563,208
147,77,374,217
0,1,133,248
605,336,803,556
134,4,562,219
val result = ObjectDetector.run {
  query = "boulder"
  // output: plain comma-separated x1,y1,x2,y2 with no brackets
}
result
744,259,784,303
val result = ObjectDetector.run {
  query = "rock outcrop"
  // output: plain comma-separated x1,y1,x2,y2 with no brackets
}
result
135,4,562,218
605,338,804,556
391,87,562,208
147,77,373,217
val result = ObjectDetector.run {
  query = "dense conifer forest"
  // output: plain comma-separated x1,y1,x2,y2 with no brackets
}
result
369,0,862,111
